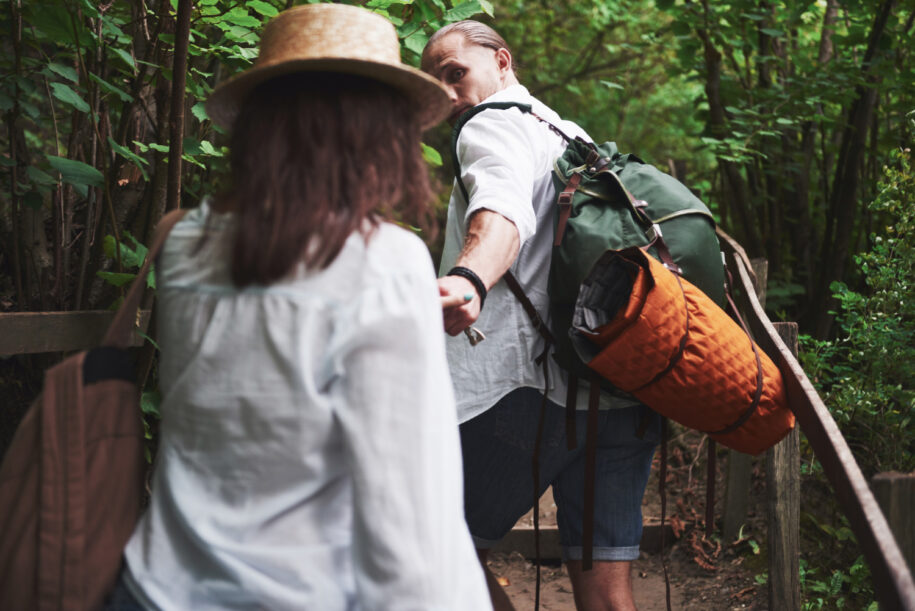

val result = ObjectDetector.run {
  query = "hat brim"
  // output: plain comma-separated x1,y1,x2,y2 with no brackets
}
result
206,58,451,130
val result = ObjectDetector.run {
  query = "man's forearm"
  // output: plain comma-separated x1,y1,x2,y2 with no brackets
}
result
454,210,520,290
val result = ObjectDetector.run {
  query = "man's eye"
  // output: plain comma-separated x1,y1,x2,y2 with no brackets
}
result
451,69,465,81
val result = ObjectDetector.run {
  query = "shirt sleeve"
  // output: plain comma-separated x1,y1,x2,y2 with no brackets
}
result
457,108,538,246
326,241,489,609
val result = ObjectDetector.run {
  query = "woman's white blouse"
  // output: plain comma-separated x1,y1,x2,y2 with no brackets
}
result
123,203,490,610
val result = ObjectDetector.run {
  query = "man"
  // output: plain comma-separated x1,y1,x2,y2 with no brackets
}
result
422,21,661,611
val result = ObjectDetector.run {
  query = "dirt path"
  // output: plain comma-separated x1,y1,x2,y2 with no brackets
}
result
488,426,769,610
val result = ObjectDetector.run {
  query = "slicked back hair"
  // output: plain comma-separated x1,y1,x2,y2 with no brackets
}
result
214,73,436,288
422,20,517,75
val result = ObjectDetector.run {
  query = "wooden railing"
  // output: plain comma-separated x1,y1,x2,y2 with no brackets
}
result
717,229,915,610
1,233,913,609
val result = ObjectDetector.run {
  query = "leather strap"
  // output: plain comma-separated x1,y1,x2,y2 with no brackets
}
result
451,102,533,203
581,371,601,570
531,348,551,611
706,266,764,437
630,272,691,393
565,374,578,450
554,172,582,246
103,209,187,348
660,418,672,611
502,271,556,348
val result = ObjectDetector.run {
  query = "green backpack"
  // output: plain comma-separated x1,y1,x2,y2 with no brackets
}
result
452,102,725,390
452,102,727,577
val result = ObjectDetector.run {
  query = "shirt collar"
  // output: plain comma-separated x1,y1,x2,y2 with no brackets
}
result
481,84,532,105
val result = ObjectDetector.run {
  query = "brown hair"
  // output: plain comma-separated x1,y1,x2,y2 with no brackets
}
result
422,20,517,75
215,73,436,287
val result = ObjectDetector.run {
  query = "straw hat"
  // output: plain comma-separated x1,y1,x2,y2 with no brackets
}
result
206,4,450,129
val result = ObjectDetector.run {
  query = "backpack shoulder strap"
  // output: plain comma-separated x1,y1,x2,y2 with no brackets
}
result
103,209,188,348
450,101,533,202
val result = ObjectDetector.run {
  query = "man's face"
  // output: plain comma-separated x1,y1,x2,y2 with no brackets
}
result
422,33,510,123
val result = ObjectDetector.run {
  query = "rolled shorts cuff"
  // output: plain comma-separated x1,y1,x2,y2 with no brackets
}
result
561,545,641,563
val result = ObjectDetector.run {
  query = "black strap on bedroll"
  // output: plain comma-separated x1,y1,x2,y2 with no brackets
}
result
660,418,672,611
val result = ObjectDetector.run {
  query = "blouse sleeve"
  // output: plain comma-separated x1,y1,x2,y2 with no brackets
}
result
326,239,490,609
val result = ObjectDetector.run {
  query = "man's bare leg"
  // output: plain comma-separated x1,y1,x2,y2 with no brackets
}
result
477,548,516,611
566,560,636,611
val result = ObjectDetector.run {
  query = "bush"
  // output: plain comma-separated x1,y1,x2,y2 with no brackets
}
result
796,147,913,609
800,147,915,476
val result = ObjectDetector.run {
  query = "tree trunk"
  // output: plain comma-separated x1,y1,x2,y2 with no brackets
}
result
809,0,896,338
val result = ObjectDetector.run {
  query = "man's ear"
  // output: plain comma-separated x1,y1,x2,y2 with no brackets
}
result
495,47,513,76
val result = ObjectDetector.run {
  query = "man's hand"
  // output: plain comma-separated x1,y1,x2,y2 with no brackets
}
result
439,276,482,336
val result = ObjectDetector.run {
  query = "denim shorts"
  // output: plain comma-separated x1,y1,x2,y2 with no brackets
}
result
460,386,661,562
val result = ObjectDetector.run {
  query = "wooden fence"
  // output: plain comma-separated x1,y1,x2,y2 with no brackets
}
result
717,229,915,610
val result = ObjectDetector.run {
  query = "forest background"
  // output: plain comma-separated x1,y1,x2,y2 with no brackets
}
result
0,0,912,608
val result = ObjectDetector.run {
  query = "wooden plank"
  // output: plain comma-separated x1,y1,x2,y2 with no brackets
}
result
726,252,915,610
767,322,801,611
0,310,151,356
872,472,915,575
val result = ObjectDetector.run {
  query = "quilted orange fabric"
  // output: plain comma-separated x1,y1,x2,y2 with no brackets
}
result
575,247,794,455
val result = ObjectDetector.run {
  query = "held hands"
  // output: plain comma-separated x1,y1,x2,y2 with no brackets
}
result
438,275,482,336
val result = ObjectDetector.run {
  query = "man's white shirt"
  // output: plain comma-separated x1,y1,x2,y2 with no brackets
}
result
442,85,640,423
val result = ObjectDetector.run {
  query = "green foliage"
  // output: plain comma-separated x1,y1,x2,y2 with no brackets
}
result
799,513,878,610
800,148,915,475
97,231,154,291
796,149,913,608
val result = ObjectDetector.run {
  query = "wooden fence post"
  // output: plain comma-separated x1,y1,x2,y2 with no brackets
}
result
723,258,768,542
871,472,915,576
767,322,801,610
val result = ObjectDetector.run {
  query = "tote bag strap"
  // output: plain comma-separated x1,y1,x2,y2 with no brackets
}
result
103,209,188,348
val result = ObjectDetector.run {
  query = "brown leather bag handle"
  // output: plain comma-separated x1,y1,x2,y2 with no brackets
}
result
103,209,188,348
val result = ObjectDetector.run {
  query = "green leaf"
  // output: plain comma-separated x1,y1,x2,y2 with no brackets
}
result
192,101,209,123
46,155,103,197
96,271,137,287
223,9,260,28
421,142,442,167
247,0,279,17
109,47,137,72
403,30,429,56
199,140,218,155
141,389,161,416
479,0,494,17
27,165,58,185
760,28,785,38
183,137,204,156
444,0,483,23
50,82,90,112
89,73,133,102
108,137,149,180
47,62,79,83
102,231,148,269
600,80,624,90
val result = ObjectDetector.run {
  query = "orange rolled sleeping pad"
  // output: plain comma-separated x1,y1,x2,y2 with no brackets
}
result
571,247,794,455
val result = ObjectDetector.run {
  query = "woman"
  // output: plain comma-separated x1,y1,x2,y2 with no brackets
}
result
107,5,490,609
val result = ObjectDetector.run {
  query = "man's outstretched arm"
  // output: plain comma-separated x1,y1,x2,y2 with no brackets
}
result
439,209,520,336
